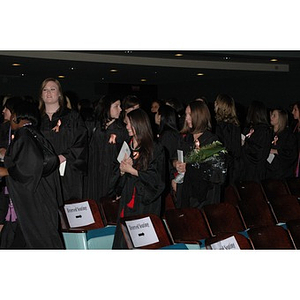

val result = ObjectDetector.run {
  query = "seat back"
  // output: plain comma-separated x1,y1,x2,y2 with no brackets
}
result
164,207,211,243
120,214,173,249
248,225,296,249
100,196,120,225
60,199,106,232
235,181,276,229
202,203,246,236
205,232,254,250
223,184,240,206
269,195,300,224
286,178,300,200
286,218,300,249
261,179,290,202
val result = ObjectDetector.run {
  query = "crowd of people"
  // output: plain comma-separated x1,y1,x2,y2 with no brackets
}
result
0,77,299,249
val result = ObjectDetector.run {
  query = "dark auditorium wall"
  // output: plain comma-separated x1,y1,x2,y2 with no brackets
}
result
1,71,299,111
158,72,300,110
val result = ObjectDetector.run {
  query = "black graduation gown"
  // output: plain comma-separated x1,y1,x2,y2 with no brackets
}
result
240,123,272,182
84,119,129,204
291,121,300,177
158,128,181,194
0,121,10,224
111,141,165,249
215,121,241,184
4,126,64,248
266,128,298,179
40,107,88,201
180,130,221,209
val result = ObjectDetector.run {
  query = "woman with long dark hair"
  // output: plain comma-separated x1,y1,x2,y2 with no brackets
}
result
155,104,180,206
111,108,165,249
84,95,129,204
240,100,272,181
291,101,300,177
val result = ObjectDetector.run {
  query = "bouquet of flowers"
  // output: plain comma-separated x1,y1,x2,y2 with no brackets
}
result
185,141,228,184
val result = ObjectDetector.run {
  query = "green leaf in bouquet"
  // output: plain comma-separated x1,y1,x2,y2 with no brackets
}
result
185,141,227,164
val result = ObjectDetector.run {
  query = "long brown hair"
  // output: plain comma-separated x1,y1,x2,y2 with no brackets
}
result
215,94,240,126
181,101,212,134
127,108,153,171
38,78,65,114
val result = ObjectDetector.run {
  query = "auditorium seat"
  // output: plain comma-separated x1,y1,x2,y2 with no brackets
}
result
164,207,211,244
261,178,290,202
120,213,173,249
268,194,300,224
59,199,116,249
223,184,240,207
235,180,266,203
205,232,254,249
285,177,300,200
235,181,276,229
247,225,296,249
202,203,246,236
286,218,300,249
99,196,120,225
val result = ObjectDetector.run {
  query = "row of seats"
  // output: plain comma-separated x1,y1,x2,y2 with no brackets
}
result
58,178,300,250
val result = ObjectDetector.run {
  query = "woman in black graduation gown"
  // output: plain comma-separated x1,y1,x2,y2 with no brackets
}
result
155,104,181,207
0,101,64,248
39,78,88,201
0,97,23,236
84,95,129,205
291,101,300,177
173,101,222,209
110,108,165,249
214,94,241,185
266,108,298,179
240,101,272,182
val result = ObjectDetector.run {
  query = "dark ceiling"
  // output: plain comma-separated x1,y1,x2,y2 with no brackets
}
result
1,50,300,86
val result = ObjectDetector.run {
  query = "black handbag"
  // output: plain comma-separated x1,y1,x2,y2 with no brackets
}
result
25,126,60,177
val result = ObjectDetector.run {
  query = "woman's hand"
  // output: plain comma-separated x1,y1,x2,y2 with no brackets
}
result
270,149,278,155
120,155,138,176
0,167,8,177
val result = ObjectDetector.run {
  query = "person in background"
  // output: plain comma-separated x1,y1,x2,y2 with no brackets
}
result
291,101,300,177
240,100,272,182
110,108,165,249
150,99,162,137
266,108,298,179
39,78,88,201
122,95,140,118
173,100,222,209
0,96,23,239
84,95,129,205
0,101,64,248
155,104,181,208
214,94,241,185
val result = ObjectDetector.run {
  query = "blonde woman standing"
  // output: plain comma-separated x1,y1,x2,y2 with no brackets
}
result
214,94,241,184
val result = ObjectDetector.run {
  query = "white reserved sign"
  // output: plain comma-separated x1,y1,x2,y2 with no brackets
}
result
210,236,240,250
64,201,95,228
125,216,159,248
